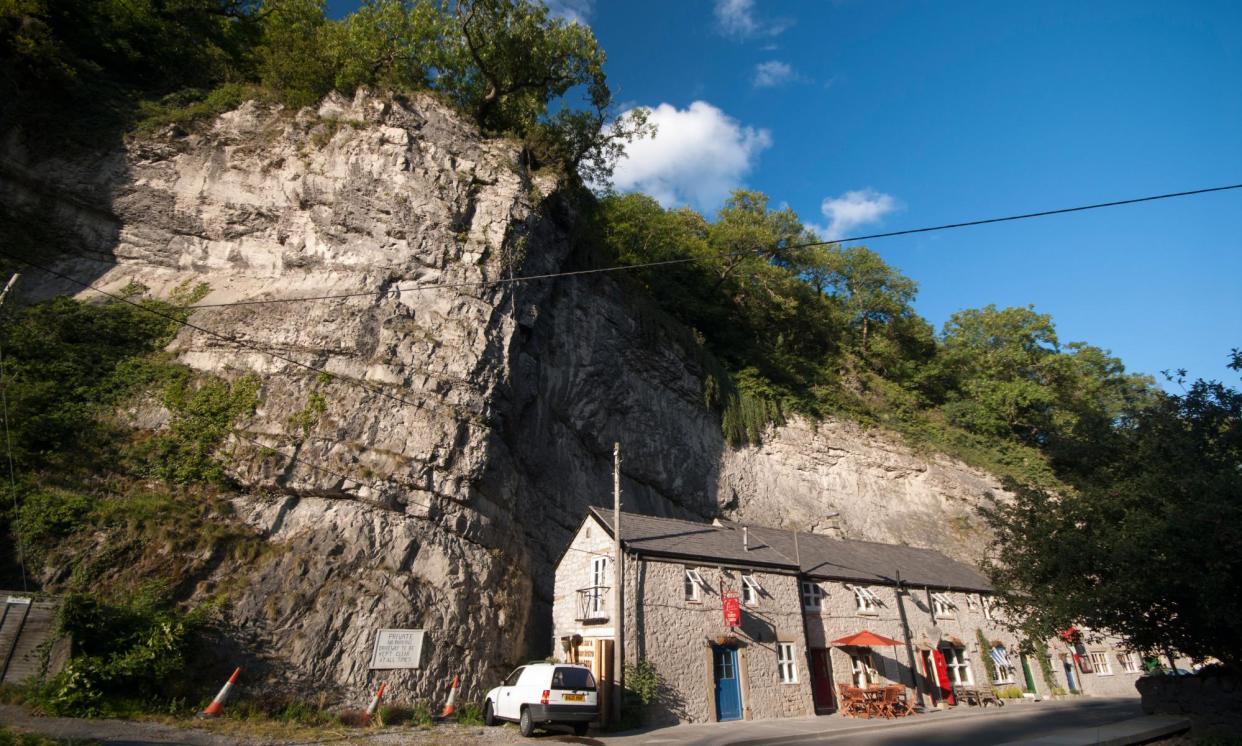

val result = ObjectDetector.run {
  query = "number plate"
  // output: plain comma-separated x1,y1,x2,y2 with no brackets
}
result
563,693,585,702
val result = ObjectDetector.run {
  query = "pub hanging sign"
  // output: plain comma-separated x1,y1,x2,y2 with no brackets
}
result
722,592,741,627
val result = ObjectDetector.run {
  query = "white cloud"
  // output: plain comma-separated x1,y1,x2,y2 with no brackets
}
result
753,60,794,88
607,101,772,210
714,0,791,38
816,189,900,240
544,0,593,24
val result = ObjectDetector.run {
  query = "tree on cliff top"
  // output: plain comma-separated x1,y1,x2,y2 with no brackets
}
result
982,350,1242,669
1,0,650,180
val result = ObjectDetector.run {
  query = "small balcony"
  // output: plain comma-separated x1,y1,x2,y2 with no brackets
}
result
575,586,610,623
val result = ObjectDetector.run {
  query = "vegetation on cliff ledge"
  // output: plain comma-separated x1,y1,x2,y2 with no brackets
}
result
0,0,649,179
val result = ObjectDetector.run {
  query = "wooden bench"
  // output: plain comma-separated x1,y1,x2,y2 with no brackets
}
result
953,685,1006,707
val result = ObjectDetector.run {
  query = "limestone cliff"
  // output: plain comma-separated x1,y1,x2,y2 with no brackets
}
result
0,91,1008,702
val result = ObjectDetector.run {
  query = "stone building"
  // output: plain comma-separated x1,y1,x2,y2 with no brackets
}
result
552,508,1157,725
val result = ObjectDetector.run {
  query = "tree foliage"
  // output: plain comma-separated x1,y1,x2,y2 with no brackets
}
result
982,351,1242,668
0,0,649,179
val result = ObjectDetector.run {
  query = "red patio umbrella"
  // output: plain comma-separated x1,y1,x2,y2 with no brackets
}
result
831,630,904,647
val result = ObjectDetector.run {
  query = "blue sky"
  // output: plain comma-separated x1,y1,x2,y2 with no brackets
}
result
330,0,1242,387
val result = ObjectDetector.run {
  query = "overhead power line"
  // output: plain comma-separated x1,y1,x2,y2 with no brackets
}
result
181,181,1242,309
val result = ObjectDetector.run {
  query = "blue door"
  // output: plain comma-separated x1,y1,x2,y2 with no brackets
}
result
1063,657,1077,692
713,646,742,721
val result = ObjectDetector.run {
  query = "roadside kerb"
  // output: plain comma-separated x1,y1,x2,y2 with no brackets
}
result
725,701,1046,746
995,714,1190,746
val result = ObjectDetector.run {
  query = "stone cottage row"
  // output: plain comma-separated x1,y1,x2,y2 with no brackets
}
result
551,508,1160,725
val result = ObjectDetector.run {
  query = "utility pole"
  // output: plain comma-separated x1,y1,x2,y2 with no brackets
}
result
612,442,624,724
894,571,924,708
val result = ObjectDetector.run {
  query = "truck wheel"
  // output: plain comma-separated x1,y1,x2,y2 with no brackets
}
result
484,700,496,726
573,722,589,736
520,706,535,737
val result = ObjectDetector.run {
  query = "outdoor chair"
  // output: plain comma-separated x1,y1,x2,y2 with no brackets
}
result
838,684,869,718
877,685,902,718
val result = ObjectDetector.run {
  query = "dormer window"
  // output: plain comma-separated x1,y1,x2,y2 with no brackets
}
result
852,586,882,614
931,592,957,618
741,575,762,606
685,568,704,602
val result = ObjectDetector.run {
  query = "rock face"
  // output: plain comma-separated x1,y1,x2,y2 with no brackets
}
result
0,91,1007,702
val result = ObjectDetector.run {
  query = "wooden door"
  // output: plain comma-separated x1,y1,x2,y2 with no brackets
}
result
809,649,835,711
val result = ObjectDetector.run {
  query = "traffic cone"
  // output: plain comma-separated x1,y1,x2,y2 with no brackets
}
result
366,680,387,722
439,675,460,719
199,667,240,718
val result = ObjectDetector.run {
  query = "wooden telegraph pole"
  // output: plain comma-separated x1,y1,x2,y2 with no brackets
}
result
612,442,624,724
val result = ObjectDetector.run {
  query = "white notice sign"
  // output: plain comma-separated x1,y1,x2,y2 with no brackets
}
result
370,629,426,669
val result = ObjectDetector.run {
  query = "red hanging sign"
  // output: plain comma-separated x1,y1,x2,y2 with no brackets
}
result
722,592,741,627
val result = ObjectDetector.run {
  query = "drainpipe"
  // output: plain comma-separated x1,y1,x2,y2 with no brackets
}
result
894,571,925,708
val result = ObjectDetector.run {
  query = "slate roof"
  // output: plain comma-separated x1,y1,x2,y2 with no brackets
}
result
587,507,796,570
585,507,992,592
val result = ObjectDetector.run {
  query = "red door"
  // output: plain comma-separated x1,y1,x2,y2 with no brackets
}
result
810,649,835,711
932,649,954,705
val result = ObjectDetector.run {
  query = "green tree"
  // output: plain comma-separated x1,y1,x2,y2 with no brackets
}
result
982,350,1242,669
257,0,337,107
811,245,917,352
333,0,442,95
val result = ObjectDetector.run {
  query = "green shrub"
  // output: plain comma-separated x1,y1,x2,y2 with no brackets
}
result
379,701,433,726
33,587,217,717
134,84,262,134
128,374,260,484
455,701,484,726
995,685,1024,699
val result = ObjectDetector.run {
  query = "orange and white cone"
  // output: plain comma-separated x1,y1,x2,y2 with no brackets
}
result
199,667,240,718
366,681,387,720
439,675,460,719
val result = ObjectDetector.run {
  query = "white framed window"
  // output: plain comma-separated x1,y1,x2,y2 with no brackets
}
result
777,642,798,683
1089,652,1112,675
1118,652,1142,674
684,568,704,602
989,644,1016,684
741,575,761,606
966,594,979,611
590,556,608,613
852,586,882,614
801,581,823,611
982,595,994,621
931,593,957,618
850,651,877,686
943,646,973,685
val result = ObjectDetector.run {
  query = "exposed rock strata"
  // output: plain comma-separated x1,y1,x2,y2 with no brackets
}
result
0,91,1009,702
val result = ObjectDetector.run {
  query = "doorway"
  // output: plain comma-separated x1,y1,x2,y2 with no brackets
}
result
711,645,742,721
809,649,835,712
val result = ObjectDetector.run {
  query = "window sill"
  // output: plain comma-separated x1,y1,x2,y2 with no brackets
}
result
856,610,880,617
686,600,702,605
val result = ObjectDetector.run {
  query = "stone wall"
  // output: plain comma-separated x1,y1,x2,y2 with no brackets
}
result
551,515,619,648
1138,669,1241,738
623,557,814,724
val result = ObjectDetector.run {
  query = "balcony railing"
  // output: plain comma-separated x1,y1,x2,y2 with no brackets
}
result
575,586,610,623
